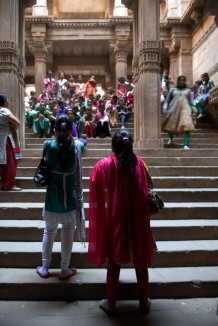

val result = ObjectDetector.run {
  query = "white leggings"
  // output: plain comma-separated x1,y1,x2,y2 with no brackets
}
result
42,220,76,270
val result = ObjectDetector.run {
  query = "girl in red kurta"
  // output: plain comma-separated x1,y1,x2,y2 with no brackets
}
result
88,129,156,316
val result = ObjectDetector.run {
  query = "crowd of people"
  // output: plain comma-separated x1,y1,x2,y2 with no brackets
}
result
0,68,215,317
24,69,215,150
24,72,135,142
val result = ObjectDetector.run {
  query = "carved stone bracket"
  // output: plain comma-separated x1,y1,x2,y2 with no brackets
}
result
138,41,161,74
114,24,131,64
191,8,202,24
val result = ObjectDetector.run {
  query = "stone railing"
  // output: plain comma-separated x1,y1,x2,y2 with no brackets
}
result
209,86,218,104
208,87,218,128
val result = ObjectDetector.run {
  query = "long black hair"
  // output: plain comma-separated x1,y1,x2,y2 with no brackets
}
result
55,115,74,171
176,75,187,89
112,129,137,171
0,93,8,106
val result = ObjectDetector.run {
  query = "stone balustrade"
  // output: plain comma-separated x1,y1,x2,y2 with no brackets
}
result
208,87,218,128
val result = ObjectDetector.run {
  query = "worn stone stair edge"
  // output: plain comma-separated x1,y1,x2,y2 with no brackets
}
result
1,240,218,253
0,202,218,208
0,267,218,300
1,219,218,228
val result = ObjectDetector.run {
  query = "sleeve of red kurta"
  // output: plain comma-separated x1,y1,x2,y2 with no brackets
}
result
88,160,108,266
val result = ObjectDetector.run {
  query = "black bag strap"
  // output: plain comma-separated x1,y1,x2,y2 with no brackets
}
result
42,140,51,159
147,171,154,189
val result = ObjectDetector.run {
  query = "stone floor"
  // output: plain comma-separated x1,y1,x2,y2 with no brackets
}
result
0,299,218,326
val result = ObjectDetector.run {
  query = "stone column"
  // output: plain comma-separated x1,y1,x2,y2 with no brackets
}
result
32,0,48,16
114,24,131,82
0,0,36,148
30,23,48,95
113,0,128,16
31,1,49,95
122,0,163,149
34,48,47,95
169,52,179,82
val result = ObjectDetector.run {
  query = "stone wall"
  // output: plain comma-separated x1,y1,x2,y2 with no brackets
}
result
192,15,218,84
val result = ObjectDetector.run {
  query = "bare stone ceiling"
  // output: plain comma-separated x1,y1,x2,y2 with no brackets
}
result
52,40,110,57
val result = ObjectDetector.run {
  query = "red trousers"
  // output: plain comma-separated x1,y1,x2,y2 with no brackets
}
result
85,123,94,138
106,257,149,305
0,138,17,189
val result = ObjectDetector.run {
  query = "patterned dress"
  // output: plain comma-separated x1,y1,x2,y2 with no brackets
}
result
162,88,195,133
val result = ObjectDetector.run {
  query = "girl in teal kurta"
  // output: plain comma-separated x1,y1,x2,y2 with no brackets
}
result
36,115,85,280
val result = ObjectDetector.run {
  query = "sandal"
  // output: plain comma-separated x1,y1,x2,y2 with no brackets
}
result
99,299,116,317
59,268,77,281
139,299,151,314
3,186,22,191
36,266,50,279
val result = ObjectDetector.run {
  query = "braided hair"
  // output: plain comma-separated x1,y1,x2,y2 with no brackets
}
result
55,115,75,171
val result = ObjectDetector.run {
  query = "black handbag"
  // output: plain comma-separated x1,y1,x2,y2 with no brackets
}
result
147,172,164,215
33,141,51,187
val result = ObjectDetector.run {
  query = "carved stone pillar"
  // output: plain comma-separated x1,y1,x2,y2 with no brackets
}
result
0,0,36,148
169,51,179,82
34,48,47,95
178,39,192,84
114,24,131,82
33,0,48,16
30,23,48,95
109,41,116,88
113,0,128,16
122,0,163,149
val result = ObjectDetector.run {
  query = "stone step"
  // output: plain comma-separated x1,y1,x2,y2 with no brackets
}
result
15,176,218,189
1,266,218,300
1,188,218,203
1,220,218,242
0,203,217,220
25,136,218,146
16,166,218,177
19,156,218,167
25,143,218,150
25,142,218,151
25,130,218,139
165,144,218,149
1,240,218,268
26,137,218,149
24,127,134,138
21,148,218,158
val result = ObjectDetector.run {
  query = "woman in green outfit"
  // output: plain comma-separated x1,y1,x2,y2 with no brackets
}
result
162,75,196,150
36,115,85,280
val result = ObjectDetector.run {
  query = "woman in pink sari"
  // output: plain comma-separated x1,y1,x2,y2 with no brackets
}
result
88,129,156,316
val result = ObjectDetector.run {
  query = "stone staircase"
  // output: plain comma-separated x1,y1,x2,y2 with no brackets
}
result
1,121,218,300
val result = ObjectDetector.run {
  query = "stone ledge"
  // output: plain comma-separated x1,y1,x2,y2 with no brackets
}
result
25,16,133,28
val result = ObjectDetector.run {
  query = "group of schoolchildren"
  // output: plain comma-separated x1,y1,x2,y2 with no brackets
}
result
24,72,135,140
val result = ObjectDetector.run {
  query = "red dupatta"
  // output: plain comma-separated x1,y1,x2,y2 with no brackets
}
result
88,155,155,270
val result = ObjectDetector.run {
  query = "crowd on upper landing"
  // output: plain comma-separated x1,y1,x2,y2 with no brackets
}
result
24,69,215,148
24,72,135,141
